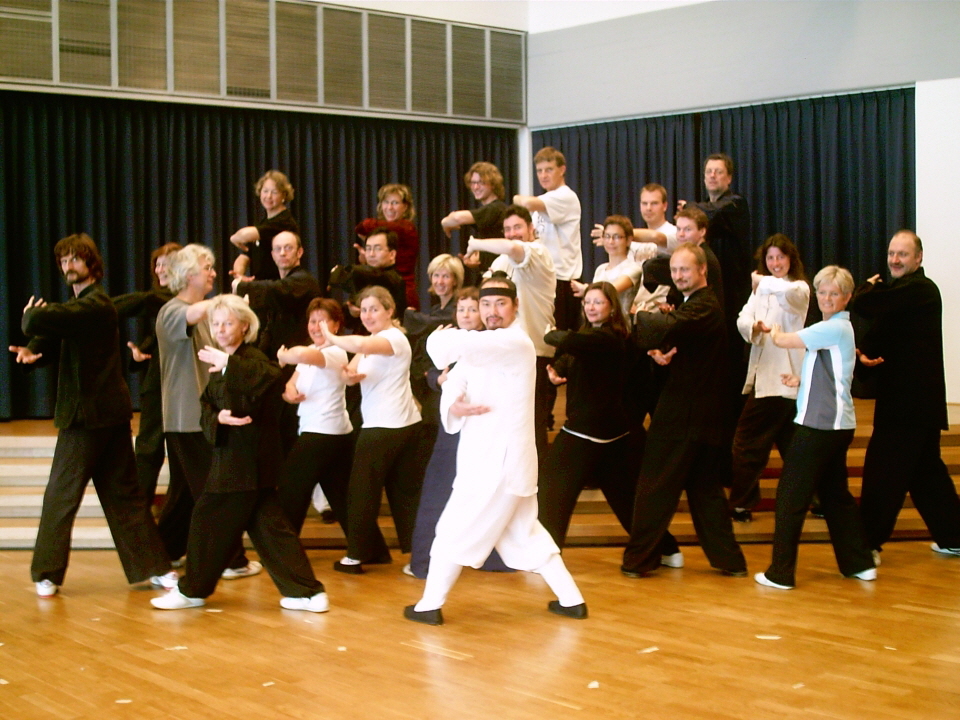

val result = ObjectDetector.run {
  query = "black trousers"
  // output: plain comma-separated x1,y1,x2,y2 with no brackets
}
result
860,423,960,551
31,423,170,585
277,431,355,535
539,430,640,547
622,434,746,575
345,424,425,562
765,425,874,587
134,388,166,499
158,432,247,569
728,393,797,511
535,356,557,463
178,488,323,599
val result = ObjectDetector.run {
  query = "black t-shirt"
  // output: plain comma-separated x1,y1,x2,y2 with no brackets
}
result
242,208,299,281
464,199,508,278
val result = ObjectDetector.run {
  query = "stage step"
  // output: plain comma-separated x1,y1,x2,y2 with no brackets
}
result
1,404,958,551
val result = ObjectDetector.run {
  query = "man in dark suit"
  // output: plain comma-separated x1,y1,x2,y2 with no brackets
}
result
853,229,960,557
621,243,747,577
234,230,321,456
10,233,172,597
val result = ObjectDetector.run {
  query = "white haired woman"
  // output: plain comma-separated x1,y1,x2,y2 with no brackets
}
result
755,266,876,590
152,294,328,612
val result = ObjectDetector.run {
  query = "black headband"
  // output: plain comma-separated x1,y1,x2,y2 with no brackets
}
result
479,285,517,300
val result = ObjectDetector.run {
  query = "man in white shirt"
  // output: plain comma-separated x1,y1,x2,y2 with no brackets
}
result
404,277,587,626
468,205,557,459
591,183,679,263
514,146,582,331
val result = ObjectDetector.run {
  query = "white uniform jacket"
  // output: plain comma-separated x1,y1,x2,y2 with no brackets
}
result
736,275,810,398
426,323,538,498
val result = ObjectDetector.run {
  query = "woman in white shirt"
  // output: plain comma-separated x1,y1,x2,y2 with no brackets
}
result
728,234,810,522
321,286,423,574
573,215,642,324
275,298,354,536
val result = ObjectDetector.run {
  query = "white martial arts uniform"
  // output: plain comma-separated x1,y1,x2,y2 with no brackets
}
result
414,321,584,612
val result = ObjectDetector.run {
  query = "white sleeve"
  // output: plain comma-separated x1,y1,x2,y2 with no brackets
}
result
439,365,468,434
737,293,760,344
757,277,810,316
539,187,578,225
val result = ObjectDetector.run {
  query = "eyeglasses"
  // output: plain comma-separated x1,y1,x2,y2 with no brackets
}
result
602,234,625,241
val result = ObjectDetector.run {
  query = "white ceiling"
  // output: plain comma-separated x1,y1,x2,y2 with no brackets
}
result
319,0,714,34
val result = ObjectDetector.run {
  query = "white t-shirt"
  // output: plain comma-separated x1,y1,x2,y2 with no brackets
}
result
295,345,353,435
357,326,421,429
653,220,679,252
533,184,582,281
488,241,557,357
593,258,643,319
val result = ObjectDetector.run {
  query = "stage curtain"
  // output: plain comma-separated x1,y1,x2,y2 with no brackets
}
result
532,87,914,288
0,89,517,419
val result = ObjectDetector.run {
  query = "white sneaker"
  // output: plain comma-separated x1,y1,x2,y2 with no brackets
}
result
36,579,58,598
754,572,793,590
280,592,330,613
931,543,960,557
402,563,416,577
150,588,205,610
150,570,179,589
872,550,881,567
661,552,684,568
850,567,877,581
221,560,262,580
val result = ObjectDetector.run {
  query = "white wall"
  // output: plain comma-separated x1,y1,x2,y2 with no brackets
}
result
527,0,960,128
916,77,960,405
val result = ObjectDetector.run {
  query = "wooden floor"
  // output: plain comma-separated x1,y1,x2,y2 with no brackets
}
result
2,542,959,720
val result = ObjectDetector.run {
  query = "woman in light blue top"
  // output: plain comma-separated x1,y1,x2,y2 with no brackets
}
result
754,265,875,589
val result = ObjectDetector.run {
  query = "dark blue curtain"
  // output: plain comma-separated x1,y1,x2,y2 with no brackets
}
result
0,89,517,419
533,114,698,282
533,87,914,287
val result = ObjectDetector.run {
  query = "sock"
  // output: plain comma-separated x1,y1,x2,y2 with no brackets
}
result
415,559,463,612
534,553,584,607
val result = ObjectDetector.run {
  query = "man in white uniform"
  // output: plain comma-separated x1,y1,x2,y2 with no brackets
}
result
404,277,587,626
514,146,582,331
467,205,557,459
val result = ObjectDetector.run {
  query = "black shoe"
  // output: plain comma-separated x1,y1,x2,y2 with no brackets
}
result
810,504,825,519
320,509,336,524
548,600,588,619
721,569,748,577
333,560,364,575
404,605,443,625
731,508,753,523
620,567,647,578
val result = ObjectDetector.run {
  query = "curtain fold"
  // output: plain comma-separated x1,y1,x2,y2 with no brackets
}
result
1,90,517,419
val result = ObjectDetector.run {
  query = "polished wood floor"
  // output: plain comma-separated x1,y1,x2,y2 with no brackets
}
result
2,542,959,720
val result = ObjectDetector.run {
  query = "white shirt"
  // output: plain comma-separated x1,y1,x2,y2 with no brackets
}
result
488,241,557,357
357,326,421,429
428,322,538,497
593,258,642,319
295,345,353,435
653,220,679,252
532,184,582,281
737,275,810,399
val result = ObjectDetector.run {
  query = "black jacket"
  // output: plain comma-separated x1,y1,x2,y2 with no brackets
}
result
633,286,728,445
200,344,284,493
852,268,948,431
545,325,634,440
237,265,321,360
23,282,133,429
